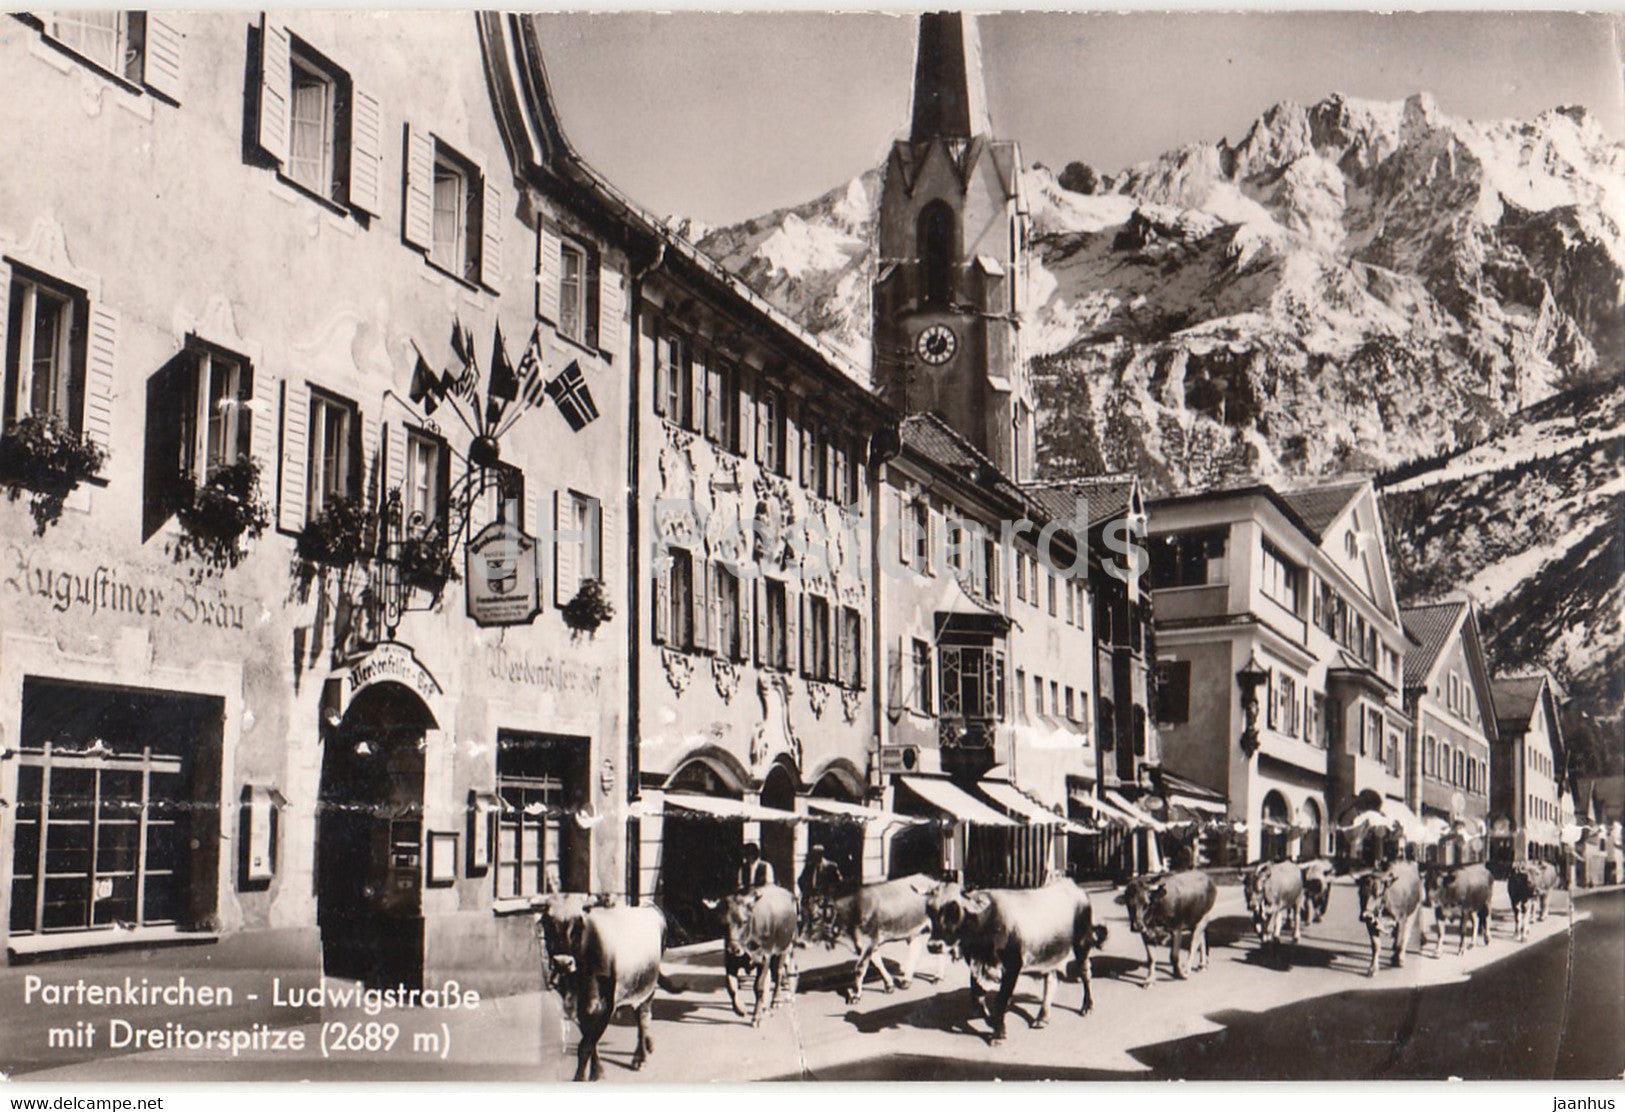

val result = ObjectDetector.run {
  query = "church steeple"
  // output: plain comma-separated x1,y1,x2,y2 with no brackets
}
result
908,11,993,142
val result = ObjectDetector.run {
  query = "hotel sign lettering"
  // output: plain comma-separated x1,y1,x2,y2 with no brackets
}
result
331,642,442,707
465,521,541,627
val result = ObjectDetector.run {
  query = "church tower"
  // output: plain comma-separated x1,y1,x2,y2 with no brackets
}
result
874,12,1036,481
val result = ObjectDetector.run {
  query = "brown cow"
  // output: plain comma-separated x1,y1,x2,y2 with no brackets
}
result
1117,870,1217,987
806,874,947,1002
534,895,667,1082
711,885,798,1026
1244,861,1304,961
1356,860,1423,977
1424,862,1493,956
1508,863,1542,942
927,879,1107,1044
1299,859,1334,924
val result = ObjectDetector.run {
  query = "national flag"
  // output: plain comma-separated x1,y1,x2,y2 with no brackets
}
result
545,360,599,432
408,344,442,415
450,317,469,367
515,326,547,408
488,323,518,401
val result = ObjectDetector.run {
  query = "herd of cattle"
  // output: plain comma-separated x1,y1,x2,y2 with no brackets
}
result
532,857,1567,1080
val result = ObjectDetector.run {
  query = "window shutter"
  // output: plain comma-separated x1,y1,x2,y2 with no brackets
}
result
735,575,750,662
256,19,290,166
234,361,257,465
385,421,406,497
651,323,668,418
597,260,623,361
348,86,384,216
927,508,940,575
798,593,811,678
276,381,309,533
753,580,767,667
692,554,710,653
142,13,183,101
707,562,724,658
582,248,601,351
784,400,799,481
687,347,704,434
554,491,577,607
0,260,9,423
140,352,189,540
480,170,503,291
831,604,843,687
652,558,669,646
854,613,865,690
785,585,800,675
82,303,117,456
358,409,379,506
853,437,866,505
800,408,815,488
402,123,434,250
536,220,561,325
754,383,770,464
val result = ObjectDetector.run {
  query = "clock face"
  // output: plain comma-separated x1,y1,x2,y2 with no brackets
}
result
915,323,958,366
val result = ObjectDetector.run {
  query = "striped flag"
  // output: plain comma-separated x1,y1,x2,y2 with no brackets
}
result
545,360,599,432
515,326,547,408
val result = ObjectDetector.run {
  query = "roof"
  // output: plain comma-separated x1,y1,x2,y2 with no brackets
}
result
1277,480,1366,540
1023,475,1139,529
1401,600,1467,688
1491,674,1549,733
900,412,1028,512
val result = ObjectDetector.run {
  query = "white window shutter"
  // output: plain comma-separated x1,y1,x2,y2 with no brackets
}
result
385,421,406,496
249,366,277,469
652,558,669,645
753,580,767,667
692,555,710,653
587,496,603,579
359,409,380,504
536,220,561,325
82,303,117,456
402,123,434,250
687,349,705,435
554,491,577,607
707,562,723,657
142,13,184,102
522,474,541,535
480,170,503,291
257,19,290,166
277,381,309,533
784,402,799,482
597,263,624,361
785,585,800,674
348,86,384,216
831,602,842,687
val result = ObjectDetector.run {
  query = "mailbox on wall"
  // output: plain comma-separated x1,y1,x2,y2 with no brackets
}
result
239,784,286,887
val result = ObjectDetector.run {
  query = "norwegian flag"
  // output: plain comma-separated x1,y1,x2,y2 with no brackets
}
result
545,360,599,432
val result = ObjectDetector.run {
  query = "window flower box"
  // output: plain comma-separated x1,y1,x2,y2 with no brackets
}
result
0,413,105,535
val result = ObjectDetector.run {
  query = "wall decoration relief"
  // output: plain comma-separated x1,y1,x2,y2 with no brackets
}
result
661,647,694,696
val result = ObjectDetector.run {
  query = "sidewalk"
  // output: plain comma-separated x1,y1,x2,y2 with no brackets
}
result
2,881,1600,1082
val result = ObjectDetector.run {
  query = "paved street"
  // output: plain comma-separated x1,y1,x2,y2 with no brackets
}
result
4,883,1619,1083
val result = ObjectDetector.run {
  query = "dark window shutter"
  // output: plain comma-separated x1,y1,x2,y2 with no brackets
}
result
584,248,601,351
235,361,255,465
142,352,192,540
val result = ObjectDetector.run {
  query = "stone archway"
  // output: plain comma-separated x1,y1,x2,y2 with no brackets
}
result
1298,798,1323,861
759,761,799,893
1260,790,1291,863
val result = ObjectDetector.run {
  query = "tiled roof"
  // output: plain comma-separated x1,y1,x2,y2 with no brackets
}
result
1023,476,1138,529
1278,480,1366,539
1491,674,1548,733
899,413,1027,509
1401,600,1467,688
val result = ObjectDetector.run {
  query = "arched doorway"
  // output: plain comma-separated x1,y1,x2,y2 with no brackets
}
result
759,762,799,894
1298,798,1323,862
317,681,435,989
1260,791,1290,863
807,766,865,892
661,758,742,944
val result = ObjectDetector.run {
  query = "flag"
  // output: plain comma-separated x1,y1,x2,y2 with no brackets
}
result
488,323,518,401
408,344,442,415
515,326,547,408
450,317,468,366
545,360,599,432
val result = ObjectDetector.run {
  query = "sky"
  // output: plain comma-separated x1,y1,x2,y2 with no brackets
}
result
532,10,1624,227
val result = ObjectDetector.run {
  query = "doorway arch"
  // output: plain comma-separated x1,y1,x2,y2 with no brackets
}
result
317,680,435,989
807,764,865,891
1298,798,1323,861
1260,790,1290,863
759,761,799,893
661,756,744,943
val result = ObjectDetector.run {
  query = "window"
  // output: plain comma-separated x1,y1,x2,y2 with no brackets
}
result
495,732,585,899
1155,659,1191,725
288,52,338,199
1097,696,1114,752
1448,673,1462,715
1050,680,1059,716
704,357,740,453
911,640,933,715
256,25,382,218
911,500,931,569
1261,541,1302,613
1033,674,1045,716
1015,549,1029,602
559,241,587,343
1275,673,1301,738
1149,529,1226,589
1048,571,1059,617
429,146,483,283
40,12,143,82
180,347,251,482
1309,692,1326,749
715,565,742,663
763,579,789,671
918,201,955,307
553,490,601,606
1364,708,1381,760
1064,687,1075,721
4,265,86,433
1015,668,1027,718
939,644,1006,721
305,390,358,518
805,596,832,681
839,606,862,688
655,330,691,428
984,537,1001,602
667,549,694,650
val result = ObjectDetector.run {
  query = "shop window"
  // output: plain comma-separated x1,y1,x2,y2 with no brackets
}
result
495,732,586,899
9,679,221,937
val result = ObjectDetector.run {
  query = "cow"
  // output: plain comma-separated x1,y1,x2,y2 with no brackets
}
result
1508,862,1542,942
1299,859,1334,924
1356,860,1423,977
711,884,798,1027
534,894,667,1082
1424,862,1493,956
1529,859,1562,921
1244,861,1304,962
805,874,948,1002
1117,870,1218,988
926,879,1107,1044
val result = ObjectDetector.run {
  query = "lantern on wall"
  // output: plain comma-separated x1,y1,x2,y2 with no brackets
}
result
1236,651,1269,758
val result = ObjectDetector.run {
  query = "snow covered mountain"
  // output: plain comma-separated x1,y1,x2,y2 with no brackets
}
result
695,92,1623,492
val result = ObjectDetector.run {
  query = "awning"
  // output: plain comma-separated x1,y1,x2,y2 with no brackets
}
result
804,797,924,826
1385,801,1429,843
900,776,1019,826
1071,789,1143,829
979,780,1065,826
1161,772,1228,816
1106,789,1168,832
639,793,801,824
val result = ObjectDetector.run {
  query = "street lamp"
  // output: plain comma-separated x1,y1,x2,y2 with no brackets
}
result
1236,651,1269,758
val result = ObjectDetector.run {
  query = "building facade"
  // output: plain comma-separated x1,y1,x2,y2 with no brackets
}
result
1147,481,1413,862
0,12,635,989
1490,672,1566,866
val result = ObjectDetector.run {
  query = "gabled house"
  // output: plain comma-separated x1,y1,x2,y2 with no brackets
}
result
1401,599,1499,863
1490,672,1567,865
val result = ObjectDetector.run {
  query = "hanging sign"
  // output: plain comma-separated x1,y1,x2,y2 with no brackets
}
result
466,520,541,627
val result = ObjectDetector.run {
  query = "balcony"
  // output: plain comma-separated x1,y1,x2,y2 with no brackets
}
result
938,714,1002,778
